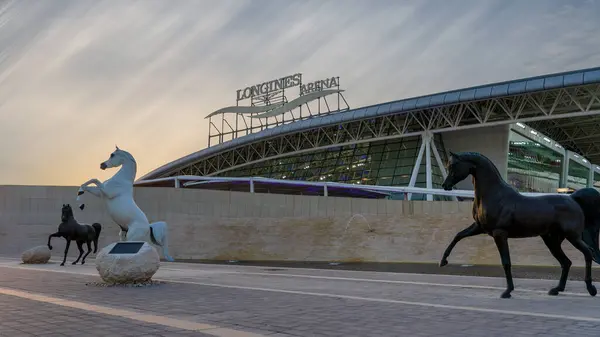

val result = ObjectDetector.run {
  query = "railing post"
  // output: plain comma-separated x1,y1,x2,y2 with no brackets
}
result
249,178,254,193
324,183,328,197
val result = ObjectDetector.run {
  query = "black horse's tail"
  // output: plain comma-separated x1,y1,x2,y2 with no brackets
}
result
92,223,102,253
570,187,600,265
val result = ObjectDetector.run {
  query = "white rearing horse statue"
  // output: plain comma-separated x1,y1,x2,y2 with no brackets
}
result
76,146,174,262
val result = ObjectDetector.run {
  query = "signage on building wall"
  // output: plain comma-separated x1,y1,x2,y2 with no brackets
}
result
206,73,344,119
300,77,340,96
236,73,302,101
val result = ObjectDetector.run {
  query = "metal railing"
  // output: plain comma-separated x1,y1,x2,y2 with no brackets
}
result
135,175,566,199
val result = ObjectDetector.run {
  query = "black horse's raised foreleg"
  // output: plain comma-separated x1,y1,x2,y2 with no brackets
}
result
439,222,484,267
81,241,92,265
492,229,514,299
541,233,571,295
72,241,84,265
47,232,62,250
566,234,597,296
61,239,71,266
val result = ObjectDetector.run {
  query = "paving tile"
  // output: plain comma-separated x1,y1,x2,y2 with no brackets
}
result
1,265,600,336
0,293,213,337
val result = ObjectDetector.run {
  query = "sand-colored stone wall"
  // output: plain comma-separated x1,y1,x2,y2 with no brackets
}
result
0,185,582,267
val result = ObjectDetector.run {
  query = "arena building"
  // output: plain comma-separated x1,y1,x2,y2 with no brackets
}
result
136,68,600,200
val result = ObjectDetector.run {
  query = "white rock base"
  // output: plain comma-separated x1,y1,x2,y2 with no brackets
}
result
95,242,160,284
21,245,51,264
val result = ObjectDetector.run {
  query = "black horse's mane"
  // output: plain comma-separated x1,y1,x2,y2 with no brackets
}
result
457,151,504,181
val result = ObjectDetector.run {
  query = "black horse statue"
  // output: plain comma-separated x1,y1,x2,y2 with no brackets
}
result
439,151,598,299
47,204,102,266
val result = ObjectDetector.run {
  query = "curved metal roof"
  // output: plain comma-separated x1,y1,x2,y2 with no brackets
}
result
138,66,600,181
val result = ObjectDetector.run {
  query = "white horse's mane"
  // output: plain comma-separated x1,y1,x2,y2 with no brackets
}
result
115,149,136,165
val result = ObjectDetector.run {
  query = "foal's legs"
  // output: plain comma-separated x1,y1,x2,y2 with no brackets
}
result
72,241,84,265
541,233,571,295
81,241,92,265
566,234,598,296
61,239,71,266
492,229,514,299
439,222,484,267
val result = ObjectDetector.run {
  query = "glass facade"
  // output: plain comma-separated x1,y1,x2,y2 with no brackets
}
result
507,129,563,193
219,134,449,200
568,160,589,190
507,128,597,193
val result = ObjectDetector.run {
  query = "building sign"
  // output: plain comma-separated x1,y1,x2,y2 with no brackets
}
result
300,77,340,96
207,73,344,120
236,73,302,101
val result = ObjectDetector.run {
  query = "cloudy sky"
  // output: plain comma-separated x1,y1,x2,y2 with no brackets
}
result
1,0,599,185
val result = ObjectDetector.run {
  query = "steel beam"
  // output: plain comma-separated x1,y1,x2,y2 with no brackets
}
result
424,134,433,201
407,138,426,200
561,149,569,188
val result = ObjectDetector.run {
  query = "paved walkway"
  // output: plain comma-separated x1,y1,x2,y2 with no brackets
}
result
1,257,600,336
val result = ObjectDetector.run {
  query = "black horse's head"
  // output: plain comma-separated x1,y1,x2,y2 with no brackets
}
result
442,151,475,191
61,204,73,223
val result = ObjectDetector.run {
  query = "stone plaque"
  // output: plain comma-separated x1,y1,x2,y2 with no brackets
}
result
108,242,144,254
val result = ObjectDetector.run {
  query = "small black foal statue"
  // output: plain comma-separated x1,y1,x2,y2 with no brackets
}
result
439,151,599,299
47,204,102,266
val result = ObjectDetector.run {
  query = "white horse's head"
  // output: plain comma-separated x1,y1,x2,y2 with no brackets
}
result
100,145,136,170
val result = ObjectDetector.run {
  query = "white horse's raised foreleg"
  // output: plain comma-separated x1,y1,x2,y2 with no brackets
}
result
77,179,105,210
79,186,102,198
78,179,104,193
149,221,174,262
77,186,103,210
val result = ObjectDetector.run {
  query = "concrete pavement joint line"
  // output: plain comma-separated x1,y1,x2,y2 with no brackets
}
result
0,287,268,337
2,256,599,284
159,266,590,297
0,263,591,297
169,279,600,323
190,270,592,297
156,261,600,281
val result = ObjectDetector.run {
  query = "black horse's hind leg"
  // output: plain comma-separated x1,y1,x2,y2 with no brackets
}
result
439,222,483,267
541,233,571,295
566,234,598,296
61,239,71,266
81,241,92,265
492,229,514,299
72,241,84,265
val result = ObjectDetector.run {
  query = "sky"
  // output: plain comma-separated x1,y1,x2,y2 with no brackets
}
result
1,0,600,186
